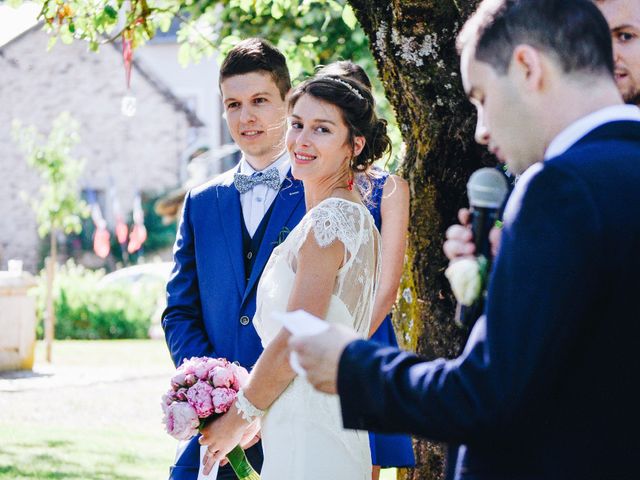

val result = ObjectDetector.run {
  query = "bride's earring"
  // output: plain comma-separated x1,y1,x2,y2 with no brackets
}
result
347,158,355,191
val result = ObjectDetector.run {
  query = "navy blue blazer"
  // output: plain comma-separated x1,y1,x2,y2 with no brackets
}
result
338,121,640,479
162,166,306,479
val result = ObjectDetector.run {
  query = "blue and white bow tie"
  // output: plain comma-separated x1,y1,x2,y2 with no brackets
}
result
233,167,281,194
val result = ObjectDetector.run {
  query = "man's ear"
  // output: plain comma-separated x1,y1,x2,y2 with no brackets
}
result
511,44,544,92
353,136,366,158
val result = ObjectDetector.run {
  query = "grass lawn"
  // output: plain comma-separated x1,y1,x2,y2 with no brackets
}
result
0,424,175,479
0,340,397,479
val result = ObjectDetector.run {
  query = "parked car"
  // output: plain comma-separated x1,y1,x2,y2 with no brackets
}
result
98,262,173,287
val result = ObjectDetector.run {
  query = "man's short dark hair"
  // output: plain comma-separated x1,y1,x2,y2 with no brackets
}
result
457,0,614,77
219,38,291,99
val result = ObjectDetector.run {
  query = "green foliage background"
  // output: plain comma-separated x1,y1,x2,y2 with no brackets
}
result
31,260,164,339
34,0,403,168
11,111,89,239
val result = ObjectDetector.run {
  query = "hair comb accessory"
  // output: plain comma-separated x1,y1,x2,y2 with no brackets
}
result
326,77,365,100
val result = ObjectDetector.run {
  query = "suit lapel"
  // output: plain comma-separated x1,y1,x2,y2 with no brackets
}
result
216,180,245,296
242,171,305,305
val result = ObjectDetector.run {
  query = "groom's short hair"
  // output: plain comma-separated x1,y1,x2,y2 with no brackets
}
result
219,38,291,99
457,0,614,77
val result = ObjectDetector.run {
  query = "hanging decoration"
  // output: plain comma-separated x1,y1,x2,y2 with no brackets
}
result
112,196,129,246
90,202,111,259
121,28,137,117
127,194,147,254
122,29,133,90
115,214,129,246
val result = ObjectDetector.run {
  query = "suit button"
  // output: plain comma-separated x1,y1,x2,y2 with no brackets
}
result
240,315,250,326
247,251,253,260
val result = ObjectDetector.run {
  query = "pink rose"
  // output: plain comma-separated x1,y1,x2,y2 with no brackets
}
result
211,387,237,414
231,364,250,390
209,366,234,388
186,381,215,417
175,388,188,401
171,372,187,390
184,374,197,387
195,358,226,380
164,402,199,440
178,357,200,375
161,392,174,414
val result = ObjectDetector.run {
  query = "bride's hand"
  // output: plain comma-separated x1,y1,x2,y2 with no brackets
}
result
198,405,250,474
240,419,261,449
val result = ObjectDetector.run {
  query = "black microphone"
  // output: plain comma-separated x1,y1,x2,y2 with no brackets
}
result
455,168,509,328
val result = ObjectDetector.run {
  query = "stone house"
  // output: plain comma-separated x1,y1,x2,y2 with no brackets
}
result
0,25,206,272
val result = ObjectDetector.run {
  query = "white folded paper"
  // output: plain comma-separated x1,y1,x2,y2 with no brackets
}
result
197,445,219,480
272,310,329,376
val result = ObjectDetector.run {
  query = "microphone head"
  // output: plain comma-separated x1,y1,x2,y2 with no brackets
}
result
467,168,509,209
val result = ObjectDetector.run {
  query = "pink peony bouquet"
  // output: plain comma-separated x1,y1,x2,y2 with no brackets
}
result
162,356,258,479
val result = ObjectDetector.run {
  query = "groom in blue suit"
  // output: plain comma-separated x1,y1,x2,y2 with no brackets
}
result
291,1,640,479
162,38,305,479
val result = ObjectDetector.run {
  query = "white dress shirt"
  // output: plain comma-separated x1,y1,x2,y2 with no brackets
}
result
238,152,290,237
544,104,640,160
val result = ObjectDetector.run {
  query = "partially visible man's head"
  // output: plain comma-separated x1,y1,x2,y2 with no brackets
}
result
219,38,291,99
595,0,640,105
219,39,291,168
458,0,614,77
457,0,615,174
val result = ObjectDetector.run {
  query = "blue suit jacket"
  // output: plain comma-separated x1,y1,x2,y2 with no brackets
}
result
162,166,306,478
338,121,640,479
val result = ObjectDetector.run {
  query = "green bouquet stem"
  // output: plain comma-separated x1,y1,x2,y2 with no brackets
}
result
227,444,260,480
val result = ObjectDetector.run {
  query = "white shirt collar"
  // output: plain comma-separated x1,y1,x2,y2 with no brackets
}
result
239,151,290,184
544,104,640,160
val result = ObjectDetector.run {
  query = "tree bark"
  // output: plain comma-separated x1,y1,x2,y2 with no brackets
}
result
45,231,57,363
347,1,490,479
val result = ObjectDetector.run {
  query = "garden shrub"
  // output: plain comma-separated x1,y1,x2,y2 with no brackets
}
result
32,260,164,339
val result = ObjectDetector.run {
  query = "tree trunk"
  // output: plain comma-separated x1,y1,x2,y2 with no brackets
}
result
45,232,57,363
348,1,490,479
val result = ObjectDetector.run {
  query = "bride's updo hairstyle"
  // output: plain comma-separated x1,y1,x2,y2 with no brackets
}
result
287,75,391,174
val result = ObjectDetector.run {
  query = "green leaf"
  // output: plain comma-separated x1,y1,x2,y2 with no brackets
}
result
177,43,192,68
271,2,284,20
239,0,253,13
341,4,357,29
47,35,58,51
69,22,76,34
104,5,118,19
300,35,318,43
158,14,173,33
60,25,74,44
327,0,342,13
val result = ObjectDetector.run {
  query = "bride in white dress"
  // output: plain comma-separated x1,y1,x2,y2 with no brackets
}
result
199,75,391,479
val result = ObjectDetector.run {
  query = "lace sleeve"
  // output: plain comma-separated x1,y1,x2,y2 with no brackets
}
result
294,198,364,263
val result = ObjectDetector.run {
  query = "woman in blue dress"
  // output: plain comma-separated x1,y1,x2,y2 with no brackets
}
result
318,61,416,480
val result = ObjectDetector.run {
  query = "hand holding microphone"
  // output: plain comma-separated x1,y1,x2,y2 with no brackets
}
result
447,168,509,328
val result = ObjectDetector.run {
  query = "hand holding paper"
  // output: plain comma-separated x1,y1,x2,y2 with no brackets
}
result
279,310,359,393
272,310,329,376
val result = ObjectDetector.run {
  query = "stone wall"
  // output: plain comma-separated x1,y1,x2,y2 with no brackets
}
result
0,27,193,272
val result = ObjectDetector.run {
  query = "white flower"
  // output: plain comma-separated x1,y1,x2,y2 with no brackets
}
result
445,258,482,306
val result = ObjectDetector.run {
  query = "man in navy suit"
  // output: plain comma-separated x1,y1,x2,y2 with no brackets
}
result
162,38,306,479
445,0,640,262
291,1,640,478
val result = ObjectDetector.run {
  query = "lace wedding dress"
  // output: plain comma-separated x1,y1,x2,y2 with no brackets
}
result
253,197,381,480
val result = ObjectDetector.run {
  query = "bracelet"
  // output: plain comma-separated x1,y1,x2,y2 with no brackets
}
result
235,389,265,423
